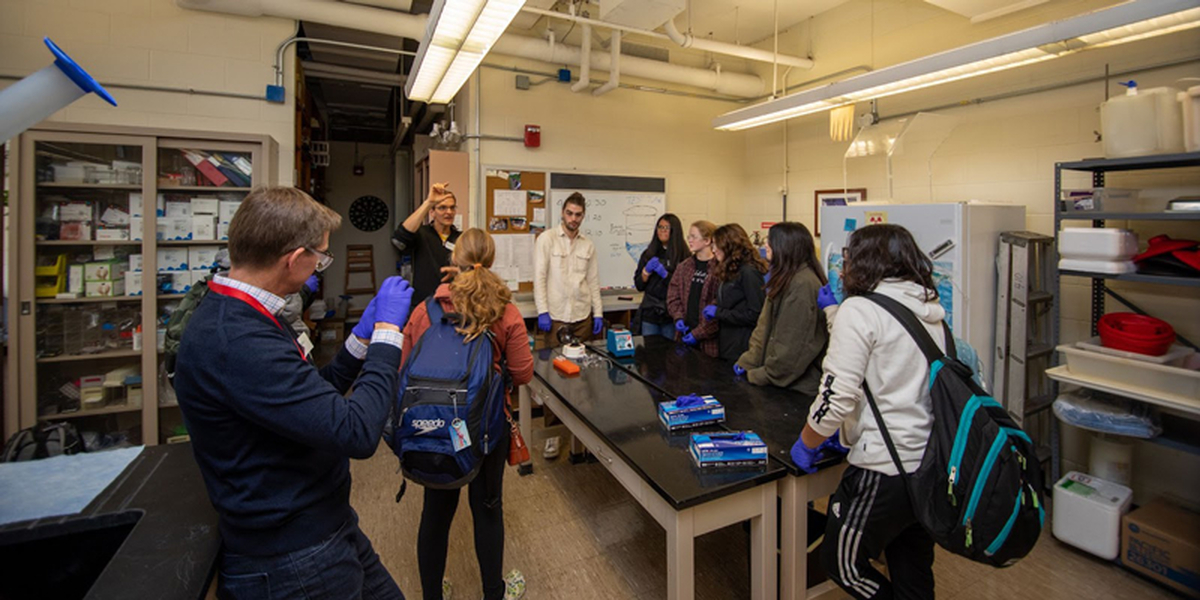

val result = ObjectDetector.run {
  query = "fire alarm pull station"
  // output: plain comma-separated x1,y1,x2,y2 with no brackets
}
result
525,125,540,148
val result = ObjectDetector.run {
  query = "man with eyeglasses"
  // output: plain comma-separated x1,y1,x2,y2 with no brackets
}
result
393,182,462,307
175,186,414,600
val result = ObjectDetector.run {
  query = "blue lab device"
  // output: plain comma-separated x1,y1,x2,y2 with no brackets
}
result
607,328,634,357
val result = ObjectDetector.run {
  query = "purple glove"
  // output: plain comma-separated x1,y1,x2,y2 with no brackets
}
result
373,276,415,329
593,316,604,335
682,332,697,346
817,284,839,310
674,319,689,334
538,312,552,332
351,299,377,339
790,437,820,474
702,304,718,320
819,430,850,456
304,274,320,294
764,270,772,284
733,364,746,376
646,256,668,279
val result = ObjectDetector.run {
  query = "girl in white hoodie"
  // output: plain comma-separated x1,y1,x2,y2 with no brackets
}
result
792,224,945,599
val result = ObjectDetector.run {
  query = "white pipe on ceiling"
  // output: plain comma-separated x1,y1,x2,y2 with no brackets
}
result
593,30,620,96
177,0,765,98
571,24,592,93
662,17,813,70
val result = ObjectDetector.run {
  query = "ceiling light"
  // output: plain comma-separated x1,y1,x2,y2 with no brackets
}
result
713,0,1200,131
405,0,526,104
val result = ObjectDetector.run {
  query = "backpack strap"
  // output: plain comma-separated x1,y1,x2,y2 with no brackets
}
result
863,292,956,363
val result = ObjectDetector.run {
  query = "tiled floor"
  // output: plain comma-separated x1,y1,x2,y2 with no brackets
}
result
350,425,1176,600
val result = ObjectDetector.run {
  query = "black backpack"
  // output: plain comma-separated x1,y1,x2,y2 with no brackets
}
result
862,292,1044,567
2,422,83,462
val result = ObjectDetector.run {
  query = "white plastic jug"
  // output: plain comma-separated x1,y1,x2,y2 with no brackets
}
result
1182,85,1200,153
1101,81,1185,158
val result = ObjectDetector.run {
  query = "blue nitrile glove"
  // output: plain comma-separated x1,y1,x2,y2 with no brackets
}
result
675,394,705,407
373,276,415,329
674,319,689,334
817,284,838,310
593,316,603,335
682,332,697,346
790,437,820,474
538,312,552,332
702,304,718,320
764,270,772,284
646,257,668,279
733,364,746,376
304,274,320,294
819,430,850,456
351,299,378,339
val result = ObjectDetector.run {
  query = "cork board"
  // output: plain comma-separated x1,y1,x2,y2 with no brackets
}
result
484,169,547,293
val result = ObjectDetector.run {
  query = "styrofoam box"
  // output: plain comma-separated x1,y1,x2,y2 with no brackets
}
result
1052,471,1131,560
1058,257,1136,274
1058,344,1200,410
157,248,189,271
1060,228,1138,260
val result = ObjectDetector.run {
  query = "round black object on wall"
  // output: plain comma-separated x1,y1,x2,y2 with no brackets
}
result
348,195,388,232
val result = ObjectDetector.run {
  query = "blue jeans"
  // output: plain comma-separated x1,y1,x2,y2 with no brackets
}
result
641,321,676,341
217,516,404,600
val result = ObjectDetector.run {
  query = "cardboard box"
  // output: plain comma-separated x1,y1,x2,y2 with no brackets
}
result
191,197,219,216
1122,500,1200,597
157,216,191,240
59,221,92,241
86,279,125,298
93,246,117,261
157,248,189,271
219,200,241,223
96,228,129,241
659,395,725,432
130,216,143,241
192,215,216,241
125,270,143,296
165,200,191,218
67,264,85,295
188,246,222,271
689,431,768,469
218,221,230,241
128,253,143,272
99,204,130,227
84,260,126,282
60,201,93,222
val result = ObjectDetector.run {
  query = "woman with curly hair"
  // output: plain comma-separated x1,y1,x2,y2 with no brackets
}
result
703,223,768,361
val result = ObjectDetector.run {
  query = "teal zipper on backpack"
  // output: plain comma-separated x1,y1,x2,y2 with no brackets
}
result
946,394,1004,503
963,426,1035,528
985,486,1025,557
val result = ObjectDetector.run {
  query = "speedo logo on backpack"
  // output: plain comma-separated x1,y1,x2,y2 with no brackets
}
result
411,418,445,435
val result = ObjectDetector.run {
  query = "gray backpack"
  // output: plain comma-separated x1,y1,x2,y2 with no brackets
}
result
2,422,83,462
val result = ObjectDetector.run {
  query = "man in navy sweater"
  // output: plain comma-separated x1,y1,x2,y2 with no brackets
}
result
176,186,413,600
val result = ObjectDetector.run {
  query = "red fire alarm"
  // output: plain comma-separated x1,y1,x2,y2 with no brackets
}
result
524,124,540,148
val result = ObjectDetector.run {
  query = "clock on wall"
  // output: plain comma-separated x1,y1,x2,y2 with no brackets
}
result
348,195,389,232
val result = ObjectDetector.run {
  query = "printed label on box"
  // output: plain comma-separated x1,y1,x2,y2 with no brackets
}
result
192,216,217,241
96,228,130,241
86,279,125,297
157,217,191,240
157,248,189,271
129,253,143,272
165,201,191,218
219,200,242,223
191,197,219,216
188,246,222,271
85,260,127,282
126,270,143,296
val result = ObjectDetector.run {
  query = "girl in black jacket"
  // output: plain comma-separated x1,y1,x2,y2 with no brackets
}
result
706,223,768,361
634,213,689,340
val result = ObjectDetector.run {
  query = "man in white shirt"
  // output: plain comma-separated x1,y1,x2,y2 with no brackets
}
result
534,192,604,349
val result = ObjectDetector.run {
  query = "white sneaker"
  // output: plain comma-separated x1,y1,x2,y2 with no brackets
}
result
543,436,561,459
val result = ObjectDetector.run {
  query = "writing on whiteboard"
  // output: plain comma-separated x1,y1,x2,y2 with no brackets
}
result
548,190,665,289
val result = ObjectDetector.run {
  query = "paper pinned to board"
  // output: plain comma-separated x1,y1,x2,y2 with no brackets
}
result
493,233,535,282
532,207,546,227
494,190,527,216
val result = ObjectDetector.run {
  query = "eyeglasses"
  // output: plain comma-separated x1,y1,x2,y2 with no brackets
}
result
656,224,671,231
306,247,334,272
434,204,457,213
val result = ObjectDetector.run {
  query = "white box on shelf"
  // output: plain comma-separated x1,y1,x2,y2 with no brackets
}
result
191,197,219,216
1060,228,1138,260
93,246,117,261
188,246,222,271
1075,337,1195,367
217,221,230,241
129,192,143,217
165,201,191,218
191,268,211,286
128,253,143,272
84,260,126,282
157,217,191,241
95,228,129,241
85,279,125,298
157,248,189,271
67,264,84,295
164,271,193,294
130,216,143,241
126,270,143,296
192,216,217,241
156,194,166,217
60,201,93,222
99,205,130,227
219,200,242,223
1057,258,1136,274
1052,472,1131,560
1053,345,1200,414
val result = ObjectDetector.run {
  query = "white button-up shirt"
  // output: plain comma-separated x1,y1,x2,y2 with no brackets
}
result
534,224,603,323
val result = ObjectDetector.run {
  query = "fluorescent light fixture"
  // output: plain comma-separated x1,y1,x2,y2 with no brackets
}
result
405,0,526,104
713,0,1200,131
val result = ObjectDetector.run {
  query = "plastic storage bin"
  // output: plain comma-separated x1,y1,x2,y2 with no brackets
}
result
1060,188,1138,213
1052,471,1132,560
1057,257,1136,274
1059,228,1138,261
1101,83,1185,158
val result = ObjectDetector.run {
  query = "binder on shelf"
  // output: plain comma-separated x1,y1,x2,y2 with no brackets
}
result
209,153,250,187
180,149,228,187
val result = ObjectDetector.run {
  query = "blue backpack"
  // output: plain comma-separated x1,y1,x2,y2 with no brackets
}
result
388,297,508,489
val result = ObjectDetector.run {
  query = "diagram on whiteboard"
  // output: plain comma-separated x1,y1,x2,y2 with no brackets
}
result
548,189,665,289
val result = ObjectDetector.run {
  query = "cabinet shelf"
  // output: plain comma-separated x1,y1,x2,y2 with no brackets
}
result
37,349,143,364
159,186,252,192
1057,152,1200,172
37,182,141,190
158,294,187,300
1059,270,1200,288
157,240,226,246
38,404,143,420
1047,365,1200,419
1058,211,1200,221
37,240,141,246
37,296,144,304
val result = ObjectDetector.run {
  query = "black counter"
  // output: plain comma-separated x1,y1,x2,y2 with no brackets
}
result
532,349,786,510
0,443,219,600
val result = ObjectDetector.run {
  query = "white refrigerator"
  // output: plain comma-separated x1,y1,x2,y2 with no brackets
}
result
819,202,1026,388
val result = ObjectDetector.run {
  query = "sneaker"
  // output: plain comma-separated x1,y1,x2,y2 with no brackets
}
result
503,569,526,600
442,577,452,600
543,436,560,459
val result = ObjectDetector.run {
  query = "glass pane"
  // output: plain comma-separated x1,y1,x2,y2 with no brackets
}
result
36,141,142,185
35,141,143,245
158,147,253,189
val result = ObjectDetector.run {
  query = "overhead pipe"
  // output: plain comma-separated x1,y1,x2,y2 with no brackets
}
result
179,0,765,98
275,36,416,87
593,31,620,96
571,24,592,93
301,61,406,86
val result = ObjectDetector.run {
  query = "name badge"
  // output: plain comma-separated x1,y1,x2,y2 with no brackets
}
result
297,332,314,359
444,240,455,251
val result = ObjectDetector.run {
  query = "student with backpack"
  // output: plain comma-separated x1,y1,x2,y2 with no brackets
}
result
398,228,533,600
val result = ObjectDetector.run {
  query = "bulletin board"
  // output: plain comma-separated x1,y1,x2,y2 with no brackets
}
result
484,169,547,293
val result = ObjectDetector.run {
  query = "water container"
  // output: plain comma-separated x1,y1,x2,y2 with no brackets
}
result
1182,85,1200,153
1101,81,1185,158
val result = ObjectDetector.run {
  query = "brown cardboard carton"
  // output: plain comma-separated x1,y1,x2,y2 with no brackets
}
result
1121,499,1200,598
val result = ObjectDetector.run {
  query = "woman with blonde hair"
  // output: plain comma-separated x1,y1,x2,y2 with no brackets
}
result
401,228,532,600
667,220,720,357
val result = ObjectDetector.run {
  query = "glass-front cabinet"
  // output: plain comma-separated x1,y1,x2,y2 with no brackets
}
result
9,124,277,446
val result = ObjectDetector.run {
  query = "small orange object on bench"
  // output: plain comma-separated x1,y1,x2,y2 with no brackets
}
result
553,357,580,375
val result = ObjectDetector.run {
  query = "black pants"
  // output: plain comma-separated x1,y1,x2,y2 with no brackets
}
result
417,431,509,600
821,465,936,600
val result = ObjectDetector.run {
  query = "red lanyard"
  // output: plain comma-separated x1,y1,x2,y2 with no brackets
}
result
207,281,307,360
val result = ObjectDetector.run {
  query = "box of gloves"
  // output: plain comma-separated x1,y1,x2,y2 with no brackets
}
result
659,394,725,432
689,431,768,469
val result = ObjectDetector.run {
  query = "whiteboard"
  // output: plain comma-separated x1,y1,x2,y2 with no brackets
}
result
547,187,666,289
